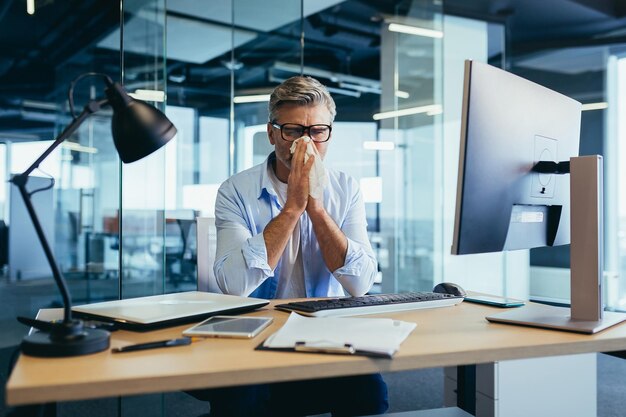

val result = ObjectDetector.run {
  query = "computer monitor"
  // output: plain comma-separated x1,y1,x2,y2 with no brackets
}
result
452,61,579,255
452,60,626,333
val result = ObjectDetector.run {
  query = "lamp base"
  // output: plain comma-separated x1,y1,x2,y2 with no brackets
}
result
21,328,110,357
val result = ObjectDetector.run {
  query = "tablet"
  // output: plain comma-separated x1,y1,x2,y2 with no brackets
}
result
182,316,273,338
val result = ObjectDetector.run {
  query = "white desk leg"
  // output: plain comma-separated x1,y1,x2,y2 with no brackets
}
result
446,354,596,417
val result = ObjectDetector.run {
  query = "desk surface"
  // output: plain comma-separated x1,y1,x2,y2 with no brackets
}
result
7,299,626,406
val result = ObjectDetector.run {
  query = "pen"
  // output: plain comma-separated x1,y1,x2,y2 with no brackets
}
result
112,337,197,353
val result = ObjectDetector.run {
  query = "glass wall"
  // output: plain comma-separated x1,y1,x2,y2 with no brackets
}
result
377,1,444,293
509,44,614,305
121,0,517,298
608,53,626,311
160,0,452,295
0,1,124,352
117,0,169,298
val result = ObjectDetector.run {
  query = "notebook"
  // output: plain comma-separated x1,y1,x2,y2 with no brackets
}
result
72,291,269,331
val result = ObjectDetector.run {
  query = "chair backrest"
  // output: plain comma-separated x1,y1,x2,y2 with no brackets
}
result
196,217,221,293
164,218,195,256
0,220,7,267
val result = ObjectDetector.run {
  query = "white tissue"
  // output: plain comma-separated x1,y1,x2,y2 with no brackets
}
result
289,136,329,200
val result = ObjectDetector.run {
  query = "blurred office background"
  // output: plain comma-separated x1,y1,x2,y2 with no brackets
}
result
2,0,626,415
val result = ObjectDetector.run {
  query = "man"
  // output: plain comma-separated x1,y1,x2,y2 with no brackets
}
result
206,76,387,416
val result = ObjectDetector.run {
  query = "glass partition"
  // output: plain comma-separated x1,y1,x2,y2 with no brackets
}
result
155,0,511,296
118,0,169,298
0,1,125,353
510,45,611,304
232,0,303,172
376,1,444,293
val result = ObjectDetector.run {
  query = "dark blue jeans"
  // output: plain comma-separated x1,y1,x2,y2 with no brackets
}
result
188,373,388,417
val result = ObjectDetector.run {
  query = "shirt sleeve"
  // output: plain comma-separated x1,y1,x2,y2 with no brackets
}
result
332,178,378,296
213,181,273,296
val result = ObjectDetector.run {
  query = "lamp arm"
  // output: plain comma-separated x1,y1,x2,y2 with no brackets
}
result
10,99,108,324
21,100,107,177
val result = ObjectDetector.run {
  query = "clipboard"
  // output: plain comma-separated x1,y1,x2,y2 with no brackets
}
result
256,313,416,358
255,339,394,358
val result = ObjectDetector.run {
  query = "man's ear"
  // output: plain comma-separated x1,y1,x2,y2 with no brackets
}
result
267,123,276,145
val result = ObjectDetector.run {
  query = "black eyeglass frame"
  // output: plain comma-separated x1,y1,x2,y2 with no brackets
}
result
270,122,333,143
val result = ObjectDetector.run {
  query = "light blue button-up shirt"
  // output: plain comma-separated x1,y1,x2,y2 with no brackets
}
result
213,153,378,299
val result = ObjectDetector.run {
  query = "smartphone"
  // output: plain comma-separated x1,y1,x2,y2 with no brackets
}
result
182,316,273,338
464,295,525,308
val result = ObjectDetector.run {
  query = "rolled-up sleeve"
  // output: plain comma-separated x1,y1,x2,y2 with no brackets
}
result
332,180,378,296
213,182,273,296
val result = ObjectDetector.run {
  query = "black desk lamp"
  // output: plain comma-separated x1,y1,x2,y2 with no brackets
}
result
11,73,177,357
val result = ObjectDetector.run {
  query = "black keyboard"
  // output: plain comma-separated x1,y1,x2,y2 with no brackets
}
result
275,292,464,317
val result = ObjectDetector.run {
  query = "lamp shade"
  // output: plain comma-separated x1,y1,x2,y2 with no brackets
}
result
105,83,177,163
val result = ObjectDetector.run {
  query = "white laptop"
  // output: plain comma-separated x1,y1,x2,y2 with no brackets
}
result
72,291,269,330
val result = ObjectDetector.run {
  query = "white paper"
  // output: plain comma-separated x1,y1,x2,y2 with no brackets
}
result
264,312,416,357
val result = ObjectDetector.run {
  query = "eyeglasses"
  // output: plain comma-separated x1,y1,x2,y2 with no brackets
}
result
270,122,332,143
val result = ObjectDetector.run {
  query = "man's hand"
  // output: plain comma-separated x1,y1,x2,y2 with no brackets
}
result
306,195,348,273
263,140,315,269
284,139,315,215
306,195,325,216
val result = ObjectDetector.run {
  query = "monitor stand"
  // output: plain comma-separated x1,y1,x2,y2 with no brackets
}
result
487,155,626,334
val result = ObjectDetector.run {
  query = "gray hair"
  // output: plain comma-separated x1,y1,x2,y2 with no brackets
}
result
268,76,336,123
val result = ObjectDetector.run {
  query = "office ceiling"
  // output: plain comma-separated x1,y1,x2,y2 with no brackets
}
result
1,0,626,141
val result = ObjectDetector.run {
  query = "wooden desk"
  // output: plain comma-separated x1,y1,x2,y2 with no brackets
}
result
6,300,626,406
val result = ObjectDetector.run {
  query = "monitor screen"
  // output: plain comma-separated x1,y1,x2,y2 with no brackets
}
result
452,60,581,255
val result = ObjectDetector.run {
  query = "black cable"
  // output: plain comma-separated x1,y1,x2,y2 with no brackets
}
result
25,167,55,198
67,72,114,119
26,177,55,198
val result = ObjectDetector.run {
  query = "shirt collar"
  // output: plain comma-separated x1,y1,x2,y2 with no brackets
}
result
259,152,279,200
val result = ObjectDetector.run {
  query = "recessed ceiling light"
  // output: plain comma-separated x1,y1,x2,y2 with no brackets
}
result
373,104,442,120
388,23,443,39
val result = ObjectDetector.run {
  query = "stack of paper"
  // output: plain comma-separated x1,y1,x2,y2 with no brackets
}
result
263,312,416,357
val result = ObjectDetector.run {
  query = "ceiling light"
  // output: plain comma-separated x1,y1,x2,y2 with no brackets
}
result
272,61,380,90
168,73,186,83
326,87,361,98
373,104,442,120
61,142,98,154
426,107,443,116
128,89,166,102
395,90,410,99
233,94,271,104
27,0,35,15
339,82,381,95
388,23,443,39
22,100,58,111
581,102,608,111
363,141,395,151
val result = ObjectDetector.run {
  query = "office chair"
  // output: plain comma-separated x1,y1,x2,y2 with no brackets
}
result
165,218,196,290
196,217,221,293
0,220,7,271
